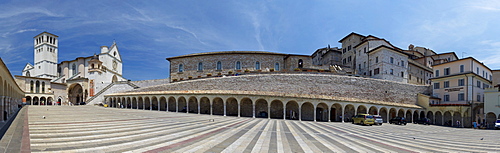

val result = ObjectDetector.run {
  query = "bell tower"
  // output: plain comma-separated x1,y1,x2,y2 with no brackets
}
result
33,32,58,79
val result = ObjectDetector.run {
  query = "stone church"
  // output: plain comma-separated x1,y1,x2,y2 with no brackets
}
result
15,32,127,105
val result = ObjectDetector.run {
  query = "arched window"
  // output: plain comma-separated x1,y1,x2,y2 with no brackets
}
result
26,71,30,77
275,63,280,71
91,64,95,69
72,63,77,75
178,64,184,72
30,81,34,93
42,82,45,93
255,61,260,70
235,61,241,70
216,61,222,70
298,59,303,68
198,62,203,71
36,81,40,93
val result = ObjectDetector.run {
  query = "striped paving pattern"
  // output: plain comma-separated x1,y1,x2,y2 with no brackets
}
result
27,106,500,152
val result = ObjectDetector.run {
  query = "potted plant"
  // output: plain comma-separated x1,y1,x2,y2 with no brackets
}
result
228,71,233,74
270,68,275,72
294,68,300,71
172,79,178,82
244,69,250,73
217,72,222,76
197,76,202,78
188,76,193,79
207,73,212,76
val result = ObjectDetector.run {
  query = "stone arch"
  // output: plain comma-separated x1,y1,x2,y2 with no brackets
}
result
200,97,210,114
25,96,32,105
413,110,419,123
212,97,224,115
301,102,314,121
159,97,166,111
453,111,463,127
427,111,434,125
226,97,238,116
316,103,328,122
68,83,83,105
397,109,405,117
112,75,118,83
168,97,176,112
356,105,367,114
40,97,46,105
126,97,131,108
47,97,53,105
368,106,378,115
379,107,388,123
443,111,452,126
240,98,253,117
178,97,187,112
132,97,137,109
344,104,355,122
144,97,151,110
152,96,159,110
138,97,144,109
405,110,412,122
270,100,283,119
331,103,342,122
486,112,496,129
286,101,299,120
255,99,268,118
389,108,397,119
435,111,443,125
188,97,198,113
420,111,425,119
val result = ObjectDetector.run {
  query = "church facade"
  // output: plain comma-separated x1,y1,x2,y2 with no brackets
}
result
15,32,127,105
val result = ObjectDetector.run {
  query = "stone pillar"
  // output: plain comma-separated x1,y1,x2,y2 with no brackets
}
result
252,104,255,118
314,105,317,122
198,101,200,114
210,103,213,115
341,106,345,123
223,102,226,116
0,96,4,122
299,105,302,121
186,100,189,114
237,102,240,117
268,103,271,119
328,108,331,122
166,101,168,112
283,104,286,120
157,100,160,111
176,101,178,112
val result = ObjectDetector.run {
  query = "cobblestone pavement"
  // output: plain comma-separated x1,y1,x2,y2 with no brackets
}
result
27,106,500,152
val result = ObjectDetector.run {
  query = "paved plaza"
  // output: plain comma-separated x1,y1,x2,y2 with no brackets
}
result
22,106,500,152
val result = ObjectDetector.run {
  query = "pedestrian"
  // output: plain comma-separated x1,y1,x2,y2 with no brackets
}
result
473,121,477,129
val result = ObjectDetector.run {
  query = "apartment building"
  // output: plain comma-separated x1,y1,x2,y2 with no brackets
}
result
431,57,493,105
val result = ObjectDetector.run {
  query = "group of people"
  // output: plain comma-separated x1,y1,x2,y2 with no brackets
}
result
473,121,490,129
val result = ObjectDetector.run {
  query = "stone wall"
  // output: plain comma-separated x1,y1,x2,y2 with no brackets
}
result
128,73,432,105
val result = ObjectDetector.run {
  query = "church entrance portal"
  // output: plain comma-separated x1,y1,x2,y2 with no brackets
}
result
69,84,84,105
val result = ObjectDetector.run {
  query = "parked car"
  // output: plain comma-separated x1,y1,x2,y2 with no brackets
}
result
373,115,383,125
389,117,407,125
352,114,375,125
495,119,500,129
414,118,431,125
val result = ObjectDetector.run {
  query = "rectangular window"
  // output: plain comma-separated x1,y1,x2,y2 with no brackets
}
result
401,61,404,67
348,56,352,62
458,93,465,101
401,72,404,77
390,57,394,64
483,83,487,89
390,69,393,75
477,80,481,88
376,57,379,63
343,59,346,64
435,70,440,77
364,48,366,53
374,68,380,75
444,68,450,75
434,82,440,89
460,65,464,73
358,64,361,70
477,67,479,74
444,95,450,102
477,95,481,102
483,71,485,77
444,81,449,88
348,45,351,51
343,48,346,53
458,79,465,86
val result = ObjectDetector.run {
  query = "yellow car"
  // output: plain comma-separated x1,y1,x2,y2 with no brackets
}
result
352,114,375,125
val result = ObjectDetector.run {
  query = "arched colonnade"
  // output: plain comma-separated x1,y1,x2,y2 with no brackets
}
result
106,94,431,123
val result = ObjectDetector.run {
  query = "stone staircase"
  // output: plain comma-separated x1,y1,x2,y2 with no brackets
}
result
86,81,140,105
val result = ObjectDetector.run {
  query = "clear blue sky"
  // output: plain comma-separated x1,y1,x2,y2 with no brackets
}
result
1,0,500,81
